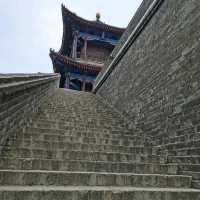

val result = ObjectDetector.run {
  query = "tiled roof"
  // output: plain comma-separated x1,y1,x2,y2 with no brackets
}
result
62,4,125,34
50,50,102,73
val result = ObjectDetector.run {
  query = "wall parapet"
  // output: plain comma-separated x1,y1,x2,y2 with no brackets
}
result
0,73,60,151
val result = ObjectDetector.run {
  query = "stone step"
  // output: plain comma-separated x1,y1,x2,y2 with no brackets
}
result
23,127,146,143
155,140,200,152
0,186,199,200
39,102,112,109
168,148,200,156
168,156,200,164
1,147,150,162
140,155,167,164
39,103,110,108
154,132,200,146
37,109,125,121
38,111,114,119
28,118,135,134
39,110,118,119
39,106,115,114
38,104,114,112
36,111,126,124
0,170,191,188
192,181,200,189
30,118,133,133
33,117,128,130
0,157,178,174
181,171,200,180
7,133,148,148
12,132,148,149
4,139,163,163
177,164,200,173
180,171,200,189
4,139,147,154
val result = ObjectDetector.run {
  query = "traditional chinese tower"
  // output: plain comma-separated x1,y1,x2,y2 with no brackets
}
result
50,4,125,91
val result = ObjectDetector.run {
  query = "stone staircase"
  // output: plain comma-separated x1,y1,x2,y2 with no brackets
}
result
153,132,200,190
0,89,200,199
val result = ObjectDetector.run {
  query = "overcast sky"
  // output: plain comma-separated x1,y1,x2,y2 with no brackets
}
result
0,0,143,74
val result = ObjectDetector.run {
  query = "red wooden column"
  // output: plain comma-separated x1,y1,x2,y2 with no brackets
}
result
65,75,70,89
83,37,88,60
72,31,78,59
82,80,86,91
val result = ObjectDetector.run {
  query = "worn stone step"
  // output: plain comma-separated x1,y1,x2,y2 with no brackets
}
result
154,133,200,146
39,106,115,115
180,171,200,189
39,102,113,110
168,148,200,156
177,164,200,173
25,127,142,141
0,157,178,174
38,112,115,120
181,171,200,181
12,132,148,149
4,139,147,154
30,118,134,133
33,118,128,130
36,110,126,123
168,156,200,164
6,133,148,148
0,170,191,188
140,155,167,164
0,186,200,200
38,104,115,113
36,111,126,125
38,111,119,120
39,103,111,109
192,181,200,189
1,147,150,162
155,140,200,152
28,121,136,136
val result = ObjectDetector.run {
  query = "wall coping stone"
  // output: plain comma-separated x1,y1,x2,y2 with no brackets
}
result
0,74,60,95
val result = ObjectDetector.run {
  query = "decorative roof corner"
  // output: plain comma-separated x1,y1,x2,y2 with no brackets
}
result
50,51,102,73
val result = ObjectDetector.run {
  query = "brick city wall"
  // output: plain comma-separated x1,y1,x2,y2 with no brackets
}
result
96,0,155,84
0,74,60,151
96,0,200,141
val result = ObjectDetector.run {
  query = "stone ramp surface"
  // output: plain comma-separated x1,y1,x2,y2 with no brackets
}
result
1,89,200,199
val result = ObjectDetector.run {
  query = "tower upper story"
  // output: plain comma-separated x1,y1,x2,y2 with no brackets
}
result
49,4,125,90
58,4,125,64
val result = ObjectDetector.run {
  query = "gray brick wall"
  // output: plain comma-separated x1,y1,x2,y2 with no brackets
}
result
96,0,200,140
95,0,155,84
0,74,60,150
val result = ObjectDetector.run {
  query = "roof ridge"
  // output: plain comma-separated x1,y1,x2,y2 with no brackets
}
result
61,4,126,33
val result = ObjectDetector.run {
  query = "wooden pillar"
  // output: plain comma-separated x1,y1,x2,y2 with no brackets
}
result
83,37,87,60
60,73,66,88
82,80,86,91
72,32,78,59
65,75,70,89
